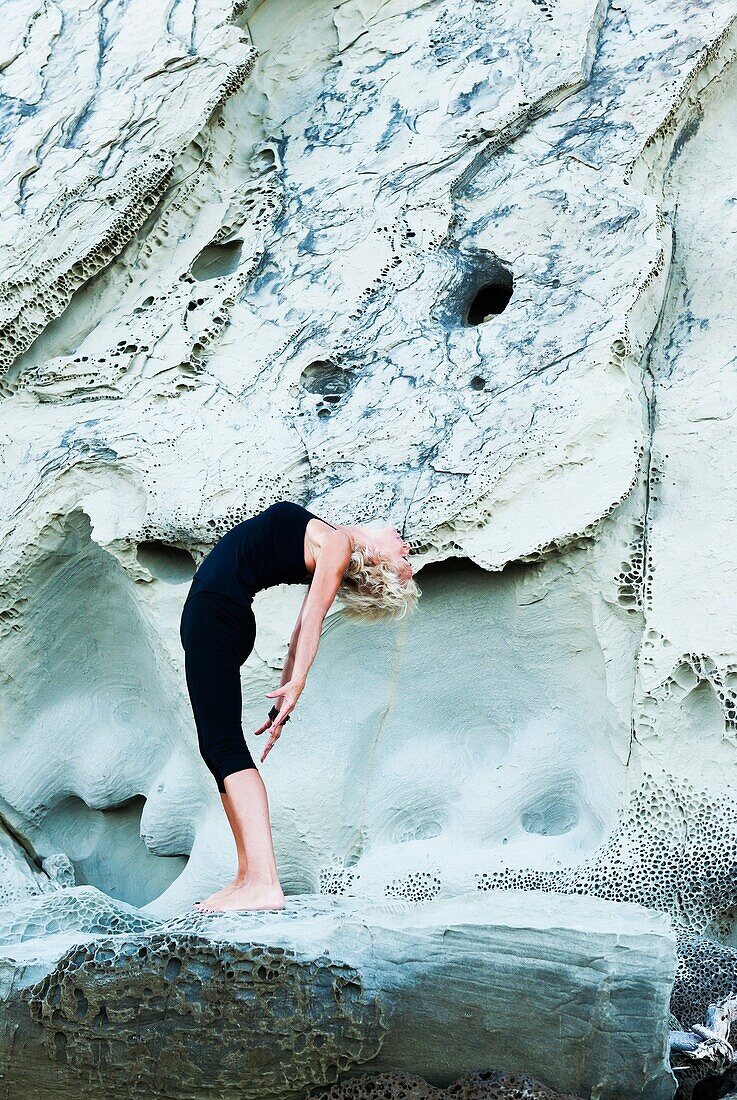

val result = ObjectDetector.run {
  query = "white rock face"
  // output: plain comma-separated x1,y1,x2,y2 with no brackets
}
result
1,0,736,1095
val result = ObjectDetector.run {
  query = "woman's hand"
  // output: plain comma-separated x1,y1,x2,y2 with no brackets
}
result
256,678,305,762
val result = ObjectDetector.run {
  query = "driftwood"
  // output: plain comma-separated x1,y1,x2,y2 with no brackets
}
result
670,993,737,1073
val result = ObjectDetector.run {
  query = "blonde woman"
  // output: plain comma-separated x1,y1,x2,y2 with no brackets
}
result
179,499,420,913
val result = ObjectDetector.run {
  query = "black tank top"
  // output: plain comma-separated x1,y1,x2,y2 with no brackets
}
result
187,500,337,608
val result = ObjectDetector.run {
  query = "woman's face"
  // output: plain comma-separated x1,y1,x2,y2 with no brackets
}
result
370,525,413,581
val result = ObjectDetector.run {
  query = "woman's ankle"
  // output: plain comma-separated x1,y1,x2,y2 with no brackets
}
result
245,871,282,889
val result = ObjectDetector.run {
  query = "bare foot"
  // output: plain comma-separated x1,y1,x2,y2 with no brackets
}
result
194,877,246,910
199,880,285,913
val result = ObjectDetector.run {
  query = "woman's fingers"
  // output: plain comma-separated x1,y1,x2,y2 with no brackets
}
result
260,726,281,762
259,706,296,761
260,679,302,757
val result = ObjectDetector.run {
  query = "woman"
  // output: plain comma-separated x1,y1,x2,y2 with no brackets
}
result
179,499,420,913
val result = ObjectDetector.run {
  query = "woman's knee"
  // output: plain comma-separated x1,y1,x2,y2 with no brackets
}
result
205,733,256,775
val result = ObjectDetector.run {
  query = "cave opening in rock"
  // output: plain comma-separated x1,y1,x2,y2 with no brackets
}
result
464,266,514,324
40,793,187,908
136,540,196,583
0,508,194,912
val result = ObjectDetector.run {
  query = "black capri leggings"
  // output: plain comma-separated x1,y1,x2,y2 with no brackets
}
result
179,589,258,793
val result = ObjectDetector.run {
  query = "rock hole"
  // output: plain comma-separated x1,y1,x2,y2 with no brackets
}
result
54,1030,67,1062
300,360,353,399
74,988,88,1017
301,360,355,418
250,145,277,174
465,267,514,324
166,957,182,981
136,541,195,583
191,239,243,281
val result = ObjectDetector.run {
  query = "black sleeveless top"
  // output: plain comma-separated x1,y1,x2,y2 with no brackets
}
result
187,500,337,608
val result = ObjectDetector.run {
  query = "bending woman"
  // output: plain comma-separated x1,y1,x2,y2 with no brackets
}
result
179,499,420,913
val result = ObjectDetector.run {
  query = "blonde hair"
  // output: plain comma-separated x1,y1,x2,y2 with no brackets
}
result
336,541,421,622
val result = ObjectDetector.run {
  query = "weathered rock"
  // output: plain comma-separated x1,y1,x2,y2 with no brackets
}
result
0,887,676,1099
307,1069,581,1099
1,0,736,1096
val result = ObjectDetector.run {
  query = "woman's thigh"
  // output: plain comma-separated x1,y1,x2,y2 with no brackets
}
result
184,642,243,741
180,591,256,744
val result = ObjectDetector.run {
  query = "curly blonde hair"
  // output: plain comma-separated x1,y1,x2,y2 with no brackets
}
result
336,541,421,622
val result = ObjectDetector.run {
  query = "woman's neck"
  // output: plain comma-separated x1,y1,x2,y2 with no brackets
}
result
340,524,363,553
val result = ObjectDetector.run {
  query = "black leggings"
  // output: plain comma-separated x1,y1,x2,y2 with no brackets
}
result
179,589,258,793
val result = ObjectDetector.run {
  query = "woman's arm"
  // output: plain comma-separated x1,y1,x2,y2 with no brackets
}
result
253,587,309,740
259,531,351,760
279,587,310,689
289,530,352,686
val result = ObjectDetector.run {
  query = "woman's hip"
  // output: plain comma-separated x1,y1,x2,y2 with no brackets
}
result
180,589,256,662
